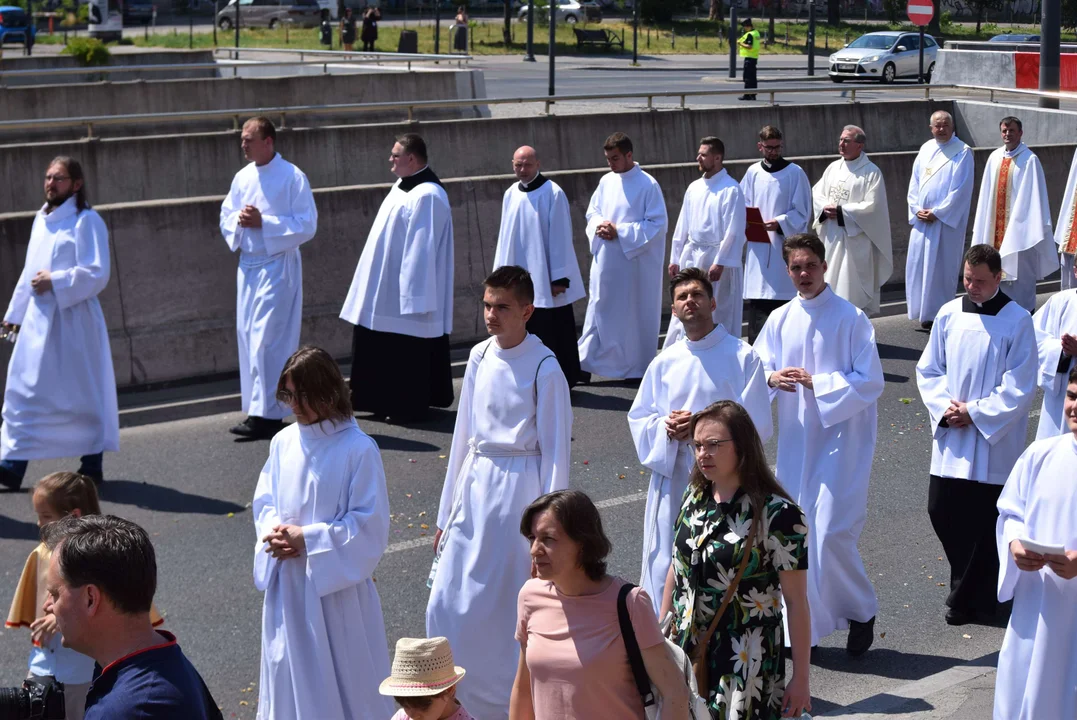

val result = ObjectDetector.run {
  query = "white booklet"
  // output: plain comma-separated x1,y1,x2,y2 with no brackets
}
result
1020,538,1066,556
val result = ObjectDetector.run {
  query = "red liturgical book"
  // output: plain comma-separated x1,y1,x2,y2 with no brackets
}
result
745,207,771,244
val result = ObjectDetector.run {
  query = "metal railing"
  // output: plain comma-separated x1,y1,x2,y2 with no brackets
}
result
943,40,1077,51
213,46,472,70
0,81,1073,139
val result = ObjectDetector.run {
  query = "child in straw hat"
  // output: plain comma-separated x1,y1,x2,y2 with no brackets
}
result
380,637,473,720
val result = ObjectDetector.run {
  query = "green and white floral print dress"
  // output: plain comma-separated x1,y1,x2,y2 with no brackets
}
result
670,486,808,720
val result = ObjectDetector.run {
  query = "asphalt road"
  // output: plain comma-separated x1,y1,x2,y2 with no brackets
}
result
0,291,1053,719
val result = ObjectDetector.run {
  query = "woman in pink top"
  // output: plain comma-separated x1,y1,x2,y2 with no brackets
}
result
510,490,690,720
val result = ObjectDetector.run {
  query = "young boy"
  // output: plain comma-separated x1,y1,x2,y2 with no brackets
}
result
380,637,473,720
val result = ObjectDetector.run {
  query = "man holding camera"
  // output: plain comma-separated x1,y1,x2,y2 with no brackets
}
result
42,515,222,719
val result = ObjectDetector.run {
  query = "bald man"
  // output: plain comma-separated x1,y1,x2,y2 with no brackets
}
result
906,111,974,328
493,146,585,385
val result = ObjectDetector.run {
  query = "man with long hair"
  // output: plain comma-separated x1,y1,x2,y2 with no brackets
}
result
427,266,571,718
0,157,118,490
252,346,394,719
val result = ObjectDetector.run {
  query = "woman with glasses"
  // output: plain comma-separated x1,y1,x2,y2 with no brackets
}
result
251,346,394,719
659,400,812,719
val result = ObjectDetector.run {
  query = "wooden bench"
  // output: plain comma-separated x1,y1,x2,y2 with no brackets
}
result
573,27,624,52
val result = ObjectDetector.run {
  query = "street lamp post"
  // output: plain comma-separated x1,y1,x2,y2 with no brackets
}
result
1040,0,1060,108
632,0,638,64
524,0,535,61
548,0,556,97
435,0,442,55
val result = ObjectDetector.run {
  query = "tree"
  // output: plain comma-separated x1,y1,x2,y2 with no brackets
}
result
640,0,693,22
928,0,942,33
503,0,512,46
827,0,841,25
709,0,723,20
967,0,1004,31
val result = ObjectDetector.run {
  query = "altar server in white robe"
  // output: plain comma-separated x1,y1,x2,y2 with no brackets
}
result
629,266,772,614
754,233,884,655
916,244,1039,626
812,125,893,316
252,346,394,720
665,136,746,345
1052,147,1077,290
0,157,118,491
427,266,571,720
1031,261,1077,439
740,125,812,343
493,145,585,386
994,372,1077,720
969,116,1056,313
220,117,317,440
341,133,454,423
905,111,975,328
577,132,668,381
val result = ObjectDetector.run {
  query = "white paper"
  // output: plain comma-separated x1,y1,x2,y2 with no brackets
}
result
1020,537,1066,556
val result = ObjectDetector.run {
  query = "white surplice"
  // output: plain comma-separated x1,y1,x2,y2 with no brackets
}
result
1,197,118,461
916,294,1039,484
740,160,812,301
812,153,893,315
665,169,747,345
577,163,668,379
1053,148,1077,291
970,144,1055,312
493,174,585,308
220,154,317,419
427,333,571,720
340,167,454,338
994,433,1077,720
1032,289,1077,439
628,324,772,615
252,418,394,720
905,136,975,323
754,285,884,643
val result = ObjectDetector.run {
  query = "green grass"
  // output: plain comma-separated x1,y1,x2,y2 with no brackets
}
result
35,17,1050,56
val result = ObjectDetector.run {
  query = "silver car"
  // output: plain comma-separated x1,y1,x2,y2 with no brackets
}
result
516,0,589,24
217,0,322,30
828,31,939,83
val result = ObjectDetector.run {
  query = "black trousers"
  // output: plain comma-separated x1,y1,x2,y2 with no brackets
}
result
928,475,1004,614
350,325,454,422
745,298,785,344
527,305,581,387
743,57,758,97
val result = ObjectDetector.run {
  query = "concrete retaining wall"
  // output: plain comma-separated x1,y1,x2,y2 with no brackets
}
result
0,99,954,212
2,142,1073,389
0,50,218,86
953,99,1077,147
0,68,487,142
933,49,1016,90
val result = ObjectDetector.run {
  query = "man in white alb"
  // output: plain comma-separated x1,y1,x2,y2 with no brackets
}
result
1031,259,1077,439
666,136,746,345
812,125,893,315
220,116,317,440
994,368,1077,720
905,110,975,328
754,232,884,655
577,132,668,382
969,116,1056,312
630,266,772,615
493,145,585,386
916,244,1039,626
1052,147,1077,290
740,125,812,343
0,157,118,490
340,133,455,423
427,266,571,720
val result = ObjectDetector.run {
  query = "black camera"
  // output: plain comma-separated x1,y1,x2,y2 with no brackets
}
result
0,676,66,720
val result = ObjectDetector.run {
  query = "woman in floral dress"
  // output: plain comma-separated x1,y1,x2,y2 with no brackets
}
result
660,400,812,719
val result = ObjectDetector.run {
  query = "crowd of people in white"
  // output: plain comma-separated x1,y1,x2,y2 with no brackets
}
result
1,108,1075,720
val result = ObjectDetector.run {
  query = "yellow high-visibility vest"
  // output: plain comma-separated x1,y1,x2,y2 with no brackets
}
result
739,29,761,59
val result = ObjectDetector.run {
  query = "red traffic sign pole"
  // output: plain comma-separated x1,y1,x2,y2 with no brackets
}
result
907,2,932,83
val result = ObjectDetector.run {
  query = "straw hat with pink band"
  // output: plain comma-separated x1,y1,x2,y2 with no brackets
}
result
379,637,467,697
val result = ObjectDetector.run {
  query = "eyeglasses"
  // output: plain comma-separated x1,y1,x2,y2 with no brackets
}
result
275,389,306,404
761,143,783,151
44,174,70,183
693,438,735,453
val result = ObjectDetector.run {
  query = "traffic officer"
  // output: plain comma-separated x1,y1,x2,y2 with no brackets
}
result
738,17,761,101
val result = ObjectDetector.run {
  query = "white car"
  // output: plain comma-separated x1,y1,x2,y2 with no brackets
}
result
828,31,939,83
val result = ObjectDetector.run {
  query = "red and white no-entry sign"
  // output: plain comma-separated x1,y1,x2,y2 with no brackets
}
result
907,1,933,25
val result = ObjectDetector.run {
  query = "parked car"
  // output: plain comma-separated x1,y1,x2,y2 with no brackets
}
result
123,0,156,25
988,33,1040,42
516,0,599,25
0,5,35,47
828,30,939,83
217,0,321,30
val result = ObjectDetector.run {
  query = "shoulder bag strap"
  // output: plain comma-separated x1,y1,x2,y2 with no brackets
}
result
690,510,756,664
617,582,656,708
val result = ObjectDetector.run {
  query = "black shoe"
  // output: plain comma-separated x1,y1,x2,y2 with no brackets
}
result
229,416,286,440
0,465,21,491
847,616,875,656
738,94,752,100
77,469,104,487
945,607,973,626
920,321,933,330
